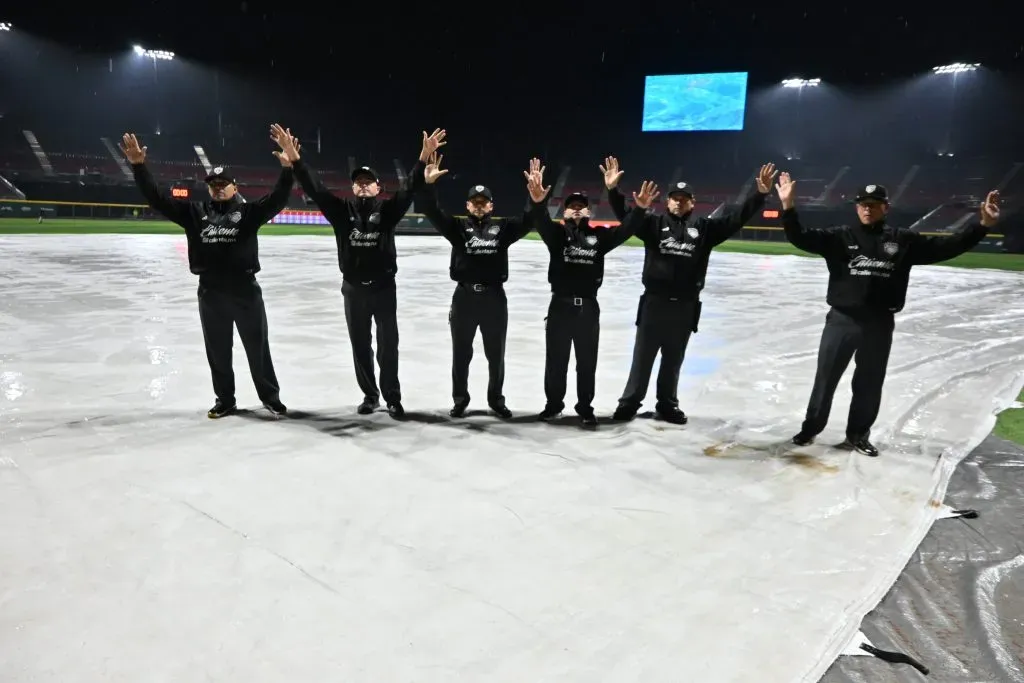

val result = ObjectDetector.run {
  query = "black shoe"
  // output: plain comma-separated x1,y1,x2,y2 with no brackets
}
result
449,404,467,418
263,399,287,416
357,399,378,415
792,431,815,446
387,402,405,418
538,406,562,421
842,437,879,457
579,412,598,427
207,400,236,419
612,405,637,421
655,406,688,425
490,404,512,419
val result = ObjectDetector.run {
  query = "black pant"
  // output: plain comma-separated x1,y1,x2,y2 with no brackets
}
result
450,283,508,408
341,279,400,405
544,295,600,414
197,276,280,405
802,307,894,440
618,293,698,412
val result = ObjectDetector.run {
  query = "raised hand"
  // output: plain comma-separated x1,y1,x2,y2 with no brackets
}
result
632,180,660,208
119,133,146,164
523,157,551,203
270,123,300,163
776,172,796,208
273,136,298,167
424,152,448,184
756,163,778,193
419,128,447,162
980,190,1000,227
599,156,624,189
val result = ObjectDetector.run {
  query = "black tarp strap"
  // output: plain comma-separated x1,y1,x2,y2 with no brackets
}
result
860,643,930,676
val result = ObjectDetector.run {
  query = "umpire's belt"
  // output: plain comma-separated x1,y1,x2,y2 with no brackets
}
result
459,282,502,293
344,276,394,290
552,294,595,306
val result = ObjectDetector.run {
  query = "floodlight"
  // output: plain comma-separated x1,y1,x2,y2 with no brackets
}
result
781,78,820,88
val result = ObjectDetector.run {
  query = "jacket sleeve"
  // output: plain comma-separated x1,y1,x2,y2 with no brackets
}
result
607,185,658,242
781,207,839,256
598,209,644,252
527,200,560,247
907,221,988,265
244,167,294,227
499,207,534,247
130,163,193,229
606,186,629,221
417,184,462,245
704,189,768,247
292,159,349,226
380,160,427,229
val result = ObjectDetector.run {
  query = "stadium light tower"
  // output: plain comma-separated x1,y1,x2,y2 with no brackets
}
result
781,78,820,88
0,22,12,31
932,62,979,74
133,44,174,60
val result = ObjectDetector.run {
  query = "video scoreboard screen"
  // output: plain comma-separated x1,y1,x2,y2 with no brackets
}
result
642,72,749,132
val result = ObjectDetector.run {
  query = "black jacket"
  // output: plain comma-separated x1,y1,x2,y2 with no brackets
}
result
131,162,293,276
608,186,766,299
782,208,989,313
418,185,532,285
527,200,646,298
292,158,425,286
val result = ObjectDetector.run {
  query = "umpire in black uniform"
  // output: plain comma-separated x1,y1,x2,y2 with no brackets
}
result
601,157,776,424
274,124,441,418
525,159,655,426
417,152,533,418
120,132,294,419
778,174,1001,456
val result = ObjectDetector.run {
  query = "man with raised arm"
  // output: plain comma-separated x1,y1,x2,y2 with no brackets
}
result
525,159,657,426
777,175,1001,456
602,157,776,425
273,124,441,418
121,130,294,420
418,151,534,419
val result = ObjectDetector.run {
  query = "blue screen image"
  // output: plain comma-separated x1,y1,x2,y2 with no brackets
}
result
641,72,749,132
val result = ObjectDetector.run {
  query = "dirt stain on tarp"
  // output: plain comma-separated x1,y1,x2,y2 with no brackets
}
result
703,443,730,456
702,442,839,473
783,453,840,473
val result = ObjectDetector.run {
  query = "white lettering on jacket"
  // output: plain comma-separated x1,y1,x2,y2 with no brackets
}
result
848,254,896,278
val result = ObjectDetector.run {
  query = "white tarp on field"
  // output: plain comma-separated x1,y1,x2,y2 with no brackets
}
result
2,234,1022,682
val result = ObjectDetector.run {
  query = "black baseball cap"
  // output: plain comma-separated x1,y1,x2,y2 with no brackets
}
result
667,181,694,199
855,184,888,203
204,165,235,184
351,166,379,183
563,192,589,208
467,185,493,201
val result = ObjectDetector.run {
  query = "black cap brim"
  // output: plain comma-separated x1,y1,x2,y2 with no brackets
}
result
351,167,379,182
205,172,234,184
563,193,589,207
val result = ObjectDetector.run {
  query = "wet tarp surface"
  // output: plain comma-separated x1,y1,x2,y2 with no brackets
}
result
2,235,1022,682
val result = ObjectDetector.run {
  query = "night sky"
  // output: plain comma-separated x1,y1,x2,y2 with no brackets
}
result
2,3,1022,203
